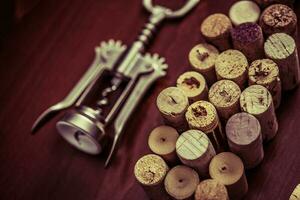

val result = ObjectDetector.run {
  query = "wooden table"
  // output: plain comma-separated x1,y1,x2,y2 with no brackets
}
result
0,0,299,199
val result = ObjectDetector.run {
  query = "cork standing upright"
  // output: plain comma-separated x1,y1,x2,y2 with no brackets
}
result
134,154,169,200
264,33,300,90
188,43,219,86
176,129,216,178
156,87,189,131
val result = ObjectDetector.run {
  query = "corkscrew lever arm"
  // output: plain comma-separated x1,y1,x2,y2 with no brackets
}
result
31,47,104,133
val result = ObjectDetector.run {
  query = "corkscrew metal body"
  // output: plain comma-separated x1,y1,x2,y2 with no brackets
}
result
32,0,200,166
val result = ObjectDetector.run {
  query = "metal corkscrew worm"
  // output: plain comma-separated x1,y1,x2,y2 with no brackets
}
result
32,0,200,167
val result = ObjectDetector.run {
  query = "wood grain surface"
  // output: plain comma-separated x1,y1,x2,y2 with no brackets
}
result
0,0,299,199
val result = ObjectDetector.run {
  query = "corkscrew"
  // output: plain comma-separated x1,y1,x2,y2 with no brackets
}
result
32,0,200,166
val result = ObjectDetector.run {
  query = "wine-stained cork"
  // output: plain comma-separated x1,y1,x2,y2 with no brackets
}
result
148,126,179,165
209,80,241,121
164,165,200,200
209,152,248,200
226,113,264,169
176,71,208,103
176,130,216,178
200,14,233,51
195,179,229,200
290,184,300,200
157,87,189,131
185,101,227,152
264,33,300,90
215,49,248,89
259,4,297,38
229,1,261,26
134,154,169,200
240,85,278,141
188,43,219,86
231,22,264,61
248,59,282,109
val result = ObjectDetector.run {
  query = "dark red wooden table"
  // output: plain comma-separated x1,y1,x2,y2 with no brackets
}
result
0,0,299,199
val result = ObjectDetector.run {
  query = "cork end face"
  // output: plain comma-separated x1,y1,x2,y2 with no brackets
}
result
264,33,296,60
226,112,261,146
164,165,200,200
260,4,297,34
156,87,189,116
176,130,210,161
229,0,261,26
215,49,248,80
177,71,207,99
148,126,179,156
209,80,241,108
185,101,218,132
240,85,272,115
231,22,262,43
200,13,232,38
134,154,168,186
195,179,229,200
290,184,300,200
209,152,244,185
189,43,219,71
249,59,279,85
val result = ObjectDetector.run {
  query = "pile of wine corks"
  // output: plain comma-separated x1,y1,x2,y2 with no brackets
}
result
134,1,299,199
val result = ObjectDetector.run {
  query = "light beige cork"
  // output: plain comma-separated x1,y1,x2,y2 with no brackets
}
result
290,184,300,200
248,59,282,109
215,49,248,89
148,126,179,165
264,33,300,90
134,154,169,199
209,80,241,120
188,43,219,86
195,179,229,200
226,112,264,169
240,85,278,141
164,165,200,200
209,152,248,200
176,71,208,103
176,129,216,177
200,13,233,51
156,87,189,131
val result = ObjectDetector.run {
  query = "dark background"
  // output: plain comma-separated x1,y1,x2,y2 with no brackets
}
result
0,0,299,199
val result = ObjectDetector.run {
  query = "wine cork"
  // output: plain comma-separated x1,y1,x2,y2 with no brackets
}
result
254,0,294,8
176,130,216,178
240,85,278,141
164,165,200,200
248,59,282,109
231,22,264,62
200,13,233,51
195,179,229,200
215,49,248,89
290,184,300,200
134,154,169,199
176,71,208,103
264,33,300,90
226,113,264,169
208,80,241,121
148,126,179,165
259,4,297,38
188,43,219,86
157,87,189,131
229,1,261,26
185,101,227,152
209,152,248,200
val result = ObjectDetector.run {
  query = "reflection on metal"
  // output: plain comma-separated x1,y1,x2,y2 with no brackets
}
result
32,0,200,167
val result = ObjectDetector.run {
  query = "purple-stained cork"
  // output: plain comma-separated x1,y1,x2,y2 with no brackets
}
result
231,22,264,61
